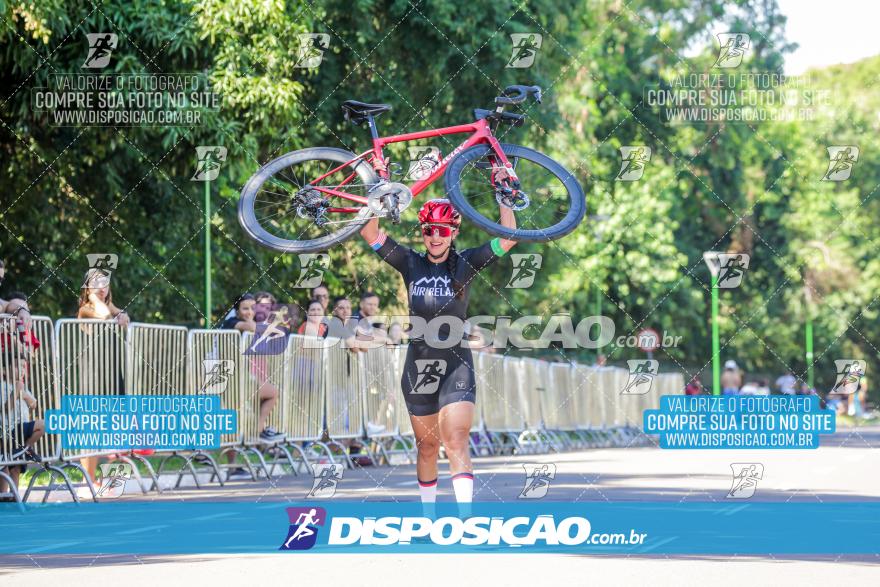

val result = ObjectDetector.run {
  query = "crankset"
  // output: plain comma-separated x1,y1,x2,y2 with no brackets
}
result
367,181,413,224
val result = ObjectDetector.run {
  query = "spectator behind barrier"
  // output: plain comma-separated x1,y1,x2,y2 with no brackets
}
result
312,285,330,313
297,299,328,338
721,360,742,395
684,376,703,395
0,260,33,330
0,344,44,497
77,268,130,490
221,292,284,481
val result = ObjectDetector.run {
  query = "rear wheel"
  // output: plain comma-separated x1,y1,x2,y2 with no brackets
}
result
238,147,378,254
444,143,585,242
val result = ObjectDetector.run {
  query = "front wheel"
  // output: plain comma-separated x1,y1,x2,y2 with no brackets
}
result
444,143,586,242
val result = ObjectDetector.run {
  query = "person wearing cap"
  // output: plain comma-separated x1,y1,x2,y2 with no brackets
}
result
721,360,742,395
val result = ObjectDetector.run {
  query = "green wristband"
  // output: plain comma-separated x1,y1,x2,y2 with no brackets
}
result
490,238,507,257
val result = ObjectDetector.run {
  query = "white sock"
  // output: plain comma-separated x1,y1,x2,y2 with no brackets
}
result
418,477,437,503
451,472,473,503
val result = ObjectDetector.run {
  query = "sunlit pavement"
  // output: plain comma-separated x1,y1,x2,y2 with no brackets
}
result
3,426,878,584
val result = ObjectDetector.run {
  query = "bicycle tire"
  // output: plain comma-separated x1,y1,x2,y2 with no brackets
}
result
444,143,586,242
238,147,378,254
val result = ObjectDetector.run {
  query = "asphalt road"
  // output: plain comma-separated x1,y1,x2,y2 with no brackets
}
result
2,426,879,585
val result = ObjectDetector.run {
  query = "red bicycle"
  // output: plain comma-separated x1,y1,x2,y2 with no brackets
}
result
238,85,585,253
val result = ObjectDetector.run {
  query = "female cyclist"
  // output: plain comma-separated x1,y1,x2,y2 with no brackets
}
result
360,199,516,505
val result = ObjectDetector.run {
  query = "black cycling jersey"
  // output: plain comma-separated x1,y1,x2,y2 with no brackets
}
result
371,232,508,416
371,233,506,329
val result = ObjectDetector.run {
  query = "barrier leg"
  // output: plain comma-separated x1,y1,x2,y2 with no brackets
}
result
245,447,272,481
128,452,162,494
264,444,299,477
23,466,54,503
0,469,24,509
283,441,311,475
325,440,353,470
58,462,97,503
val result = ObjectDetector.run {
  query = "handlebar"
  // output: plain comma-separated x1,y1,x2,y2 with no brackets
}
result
495,85,542,107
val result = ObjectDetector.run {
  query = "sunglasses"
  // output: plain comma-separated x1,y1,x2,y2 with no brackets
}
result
421,224,455,238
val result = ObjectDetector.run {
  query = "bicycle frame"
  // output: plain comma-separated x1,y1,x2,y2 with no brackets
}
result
307,117,517,213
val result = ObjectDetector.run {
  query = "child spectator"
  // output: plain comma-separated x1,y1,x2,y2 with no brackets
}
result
0,344,44,497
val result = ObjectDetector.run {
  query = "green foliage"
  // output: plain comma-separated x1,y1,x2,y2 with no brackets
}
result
0,0,877,396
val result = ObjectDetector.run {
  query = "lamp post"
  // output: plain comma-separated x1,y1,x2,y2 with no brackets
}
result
590,214,610,361
703,252,723,395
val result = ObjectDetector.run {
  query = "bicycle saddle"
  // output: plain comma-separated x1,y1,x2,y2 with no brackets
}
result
342,100,392,125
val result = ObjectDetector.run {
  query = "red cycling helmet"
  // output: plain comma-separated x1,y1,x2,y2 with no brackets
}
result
417,198,461,227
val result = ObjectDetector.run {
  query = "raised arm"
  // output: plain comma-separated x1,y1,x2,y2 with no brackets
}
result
497,204,517,252
359,217,380,243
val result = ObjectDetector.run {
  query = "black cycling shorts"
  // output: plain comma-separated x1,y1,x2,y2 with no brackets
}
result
401,341,476,417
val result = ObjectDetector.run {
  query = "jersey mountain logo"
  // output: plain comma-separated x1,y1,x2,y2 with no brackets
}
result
410,359,447,395
727,463,763,499
309,463,344,498
519,463,556,499
621,360,658,395
281,507,327,550
83,33,118,69
412,275,452,298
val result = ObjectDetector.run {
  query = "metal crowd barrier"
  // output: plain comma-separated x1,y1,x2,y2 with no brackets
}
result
3,315,691,503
